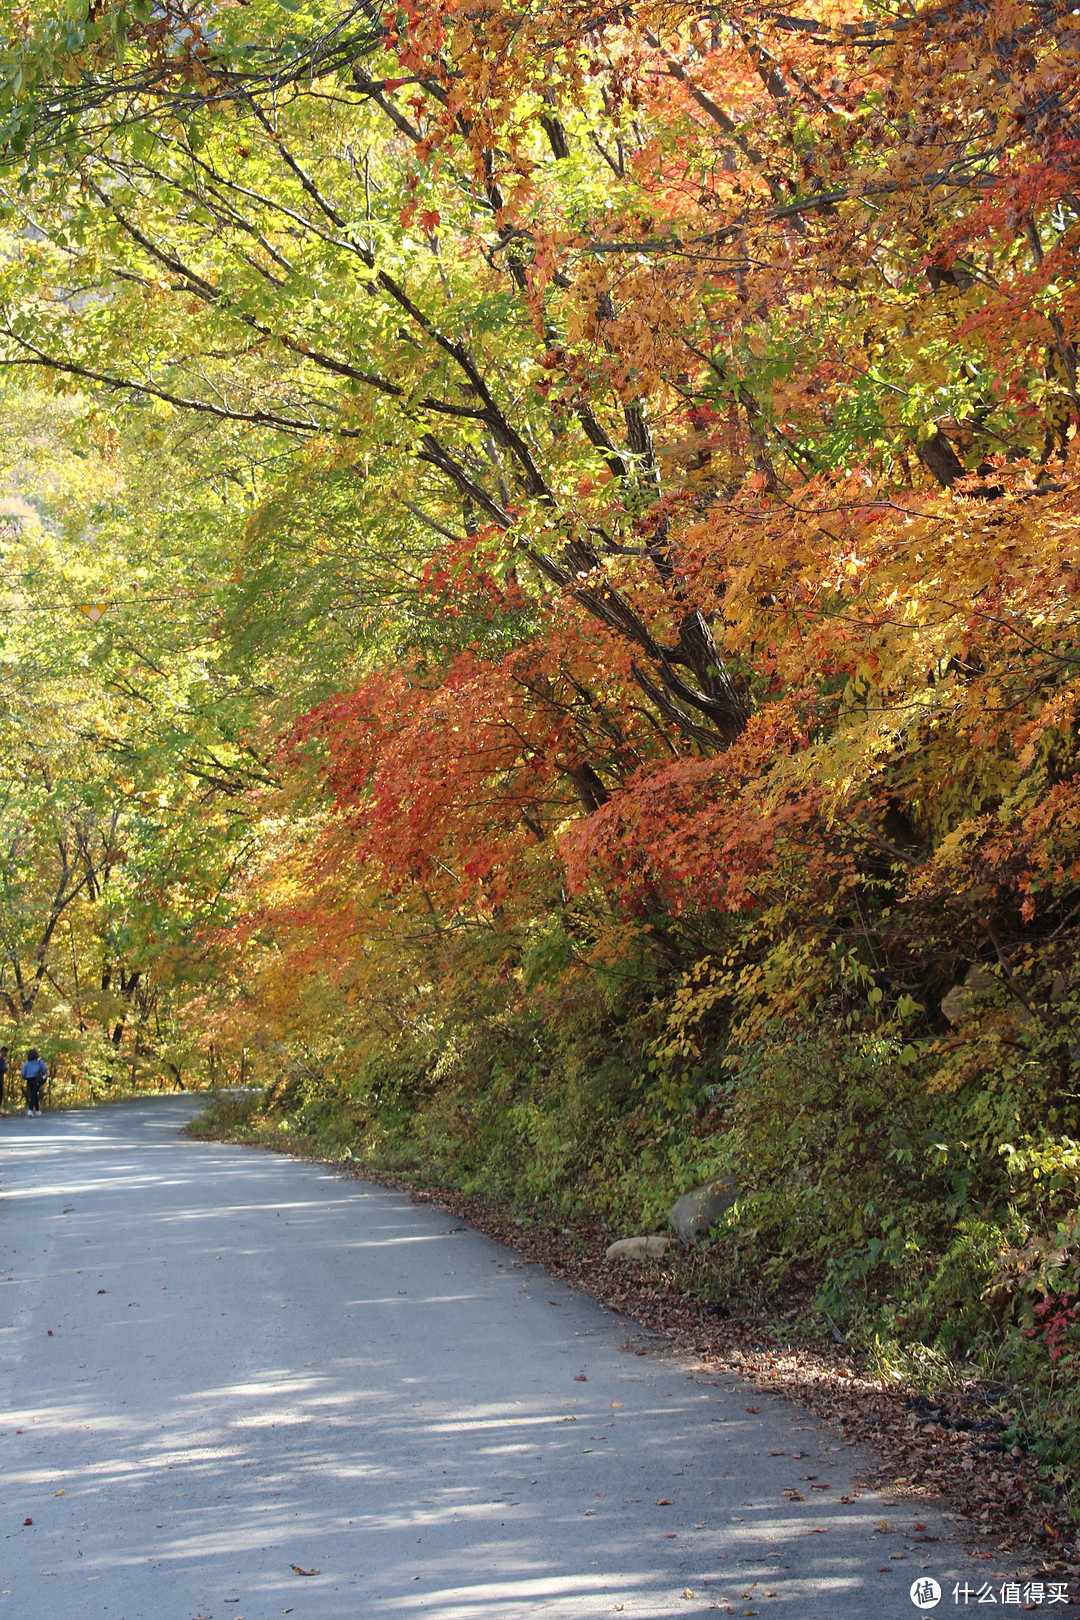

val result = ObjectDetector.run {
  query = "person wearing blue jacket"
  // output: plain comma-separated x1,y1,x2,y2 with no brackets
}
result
21,1049,47,1116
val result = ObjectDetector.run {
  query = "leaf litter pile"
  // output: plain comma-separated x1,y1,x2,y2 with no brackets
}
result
328,1156,1080,1585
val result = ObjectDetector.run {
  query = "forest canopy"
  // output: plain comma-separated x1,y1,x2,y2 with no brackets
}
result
1,0,1079,1499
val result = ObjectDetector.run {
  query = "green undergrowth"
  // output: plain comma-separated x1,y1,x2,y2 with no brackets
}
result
187,999,726,1231
189,996,1080,1523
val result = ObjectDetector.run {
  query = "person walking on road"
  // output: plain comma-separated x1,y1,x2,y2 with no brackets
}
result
21,1049,47,1116
0,1046,8,1114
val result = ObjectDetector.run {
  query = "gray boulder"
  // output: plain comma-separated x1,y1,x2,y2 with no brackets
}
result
669,1177,738,1244
605,1235,671,1261
940,962,997,1024
941,961,1032,1028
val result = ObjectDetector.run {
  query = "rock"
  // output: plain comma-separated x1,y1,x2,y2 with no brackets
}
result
941,961,1032,1028
605,1235,671,1261
668,1177,738,1245
940,962,997,1024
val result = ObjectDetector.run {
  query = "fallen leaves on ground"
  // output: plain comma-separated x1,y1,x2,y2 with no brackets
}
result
290,1564,319,1577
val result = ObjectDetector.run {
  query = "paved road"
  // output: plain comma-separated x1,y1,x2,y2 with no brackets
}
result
0,1099,967,1619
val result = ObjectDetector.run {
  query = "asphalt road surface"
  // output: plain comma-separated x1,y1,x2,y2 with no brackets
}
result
1,1098,968,1619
